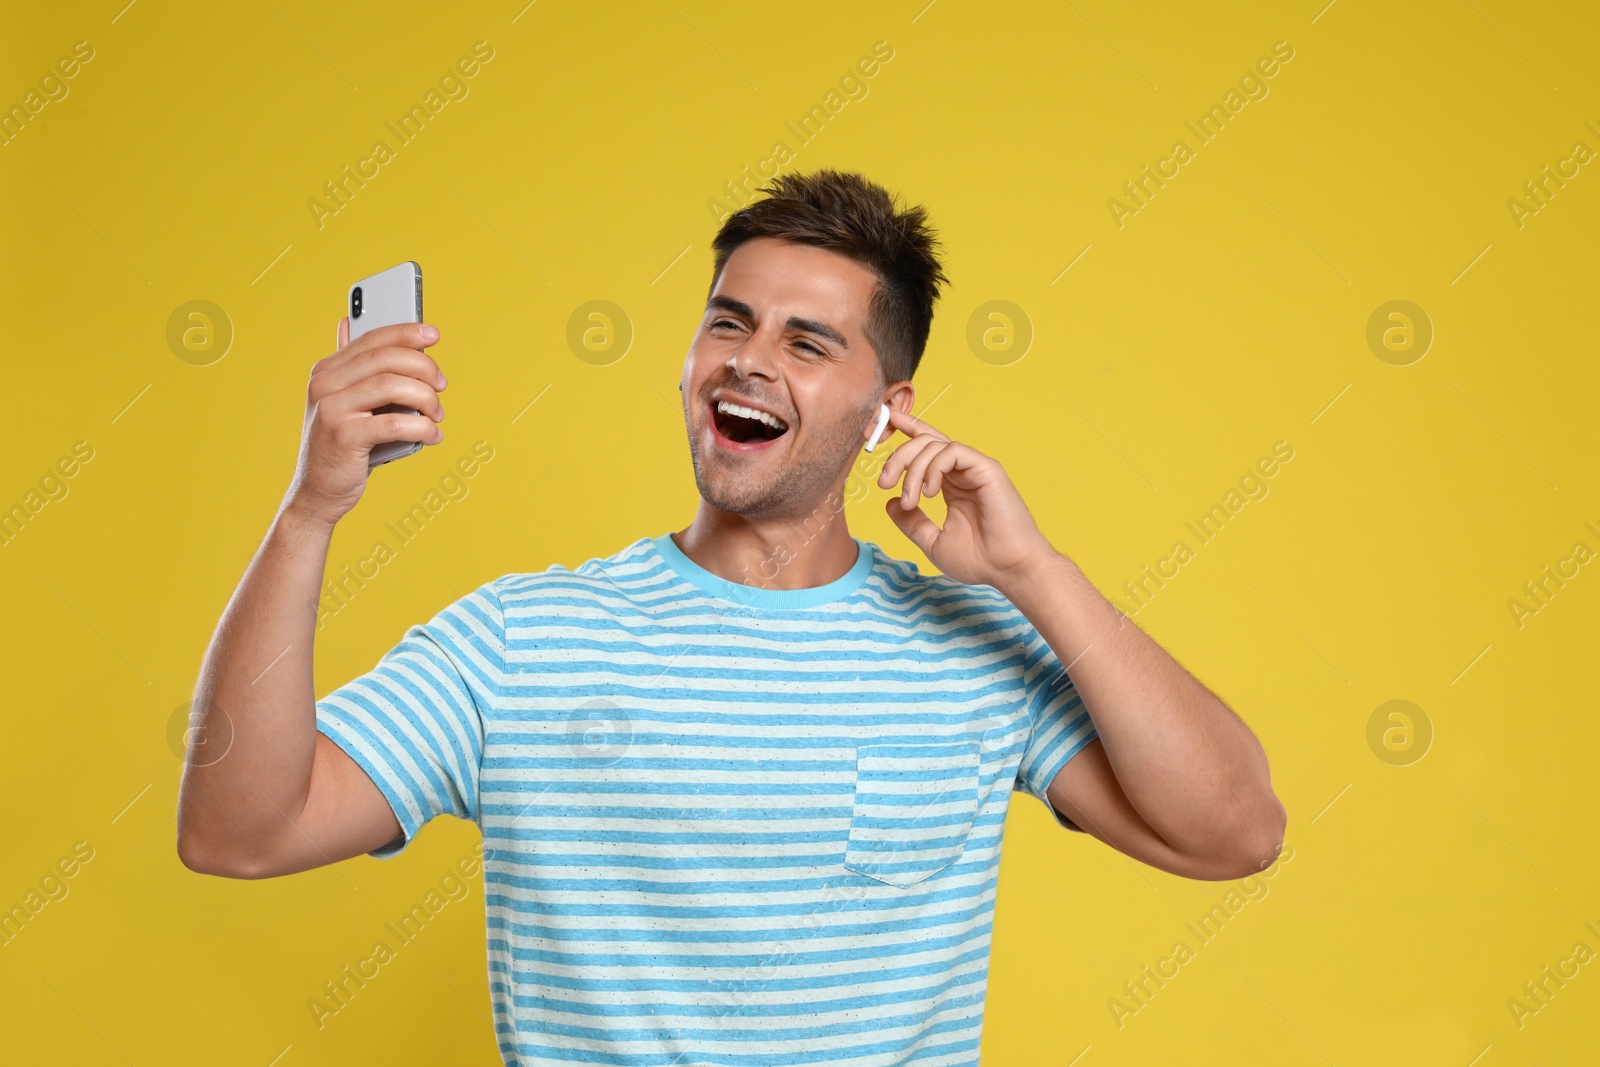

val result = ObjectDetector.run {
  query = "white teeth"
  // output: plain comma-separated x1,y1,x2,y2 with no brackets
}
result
716,399,787,431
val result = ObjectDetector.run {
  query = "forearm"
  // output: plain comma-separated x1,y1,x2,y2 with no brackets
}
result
176,502,333,868
1001,549,1283,863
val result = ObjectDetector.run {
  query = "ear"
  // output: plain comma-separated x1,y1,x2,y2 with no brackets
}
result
863,381,915,444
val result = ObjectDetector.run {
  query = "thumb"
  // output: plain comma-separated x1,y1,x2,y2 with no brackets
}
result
886,496,939,557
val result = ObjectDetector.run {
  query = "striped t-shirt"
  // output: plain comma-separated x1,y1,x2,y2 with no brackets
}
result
315,531,1098,1066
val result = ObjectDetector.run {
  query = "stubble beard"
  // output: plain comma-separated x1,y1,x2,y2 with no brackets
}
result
685,394,878,519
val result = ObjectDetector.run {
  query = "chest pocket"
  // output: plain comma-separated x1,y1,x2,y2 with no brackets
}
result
843,739,981,889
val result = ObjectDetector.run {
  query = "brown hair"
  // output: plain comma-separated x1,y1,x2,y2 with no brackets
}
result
707,169,950,385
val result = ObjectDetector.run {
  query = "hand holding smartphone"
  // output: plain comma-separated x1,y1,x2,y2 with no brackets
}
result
279,262,445,530
349,261,427,469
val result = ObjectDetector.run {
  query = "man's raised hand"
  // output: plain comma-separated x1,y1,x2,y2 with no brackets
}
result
875,406,1055,590
281,319,447,529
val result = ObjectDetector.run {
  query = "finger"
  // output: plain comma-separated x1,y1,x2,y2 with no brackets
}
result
885,405,948,442
312,344,448,402
336,321,440,364
885,494,940,557
904,441,956,506
876,434,943,490
337,410,445,452
899,440,947,507
923,444,966,500
322,372,445,424
337,316,349,349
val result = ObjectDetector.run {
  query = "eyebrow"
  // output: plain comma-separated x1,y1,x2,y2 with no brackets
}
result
706,294,850,350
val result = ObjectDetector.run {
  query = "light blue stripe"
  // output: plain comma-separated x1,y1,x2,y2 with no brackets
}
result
318,676,460,817
312,717,419,858
1022,708,1098,799
363,644,479,816
493,1005,984,1067
492,971,989,1027
484,960,994,1017
483,913,995,962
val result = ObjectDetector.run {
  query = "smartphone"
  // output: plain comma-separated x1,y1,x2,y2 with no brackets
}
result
348,261,425,469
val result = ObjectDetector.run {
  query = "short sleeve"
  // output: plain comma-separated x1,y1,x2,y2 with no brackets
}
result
315,578,505,859
1009,608,1098,832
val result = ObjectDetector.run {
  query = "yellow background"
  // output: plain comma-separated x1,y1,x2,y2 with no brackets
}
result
3,0,1597,1063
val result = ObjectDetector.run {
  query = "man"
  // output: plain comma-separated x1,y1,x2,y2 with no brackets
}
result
178,169,1284,1065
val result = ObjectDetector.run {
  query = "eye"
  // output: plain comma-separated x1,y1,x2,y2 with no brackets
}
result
709,318,825,356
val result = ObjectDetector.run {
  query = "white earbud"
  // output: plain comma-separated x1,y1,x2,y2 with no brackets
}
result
864,403,891,452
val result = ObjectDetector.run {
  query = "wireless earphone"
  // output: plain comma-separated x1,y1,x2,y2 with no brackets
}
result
863,403,891,452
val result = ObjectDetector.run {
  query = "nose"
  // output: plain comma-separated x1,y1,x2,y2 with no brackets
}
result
725,324,780,382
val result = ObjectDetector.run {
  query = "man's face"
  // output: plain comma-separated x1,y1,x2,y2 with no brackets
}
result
680,237,902,518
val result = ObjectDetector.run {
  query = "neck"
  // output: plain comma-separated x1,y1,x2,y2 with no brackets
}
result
672,499,857,591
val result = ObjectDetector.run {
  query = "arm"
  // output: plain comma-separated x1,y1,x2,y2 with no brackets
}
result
175,318,448,879
870,403,1284,882
176,506,404,877
1001,549,1285,880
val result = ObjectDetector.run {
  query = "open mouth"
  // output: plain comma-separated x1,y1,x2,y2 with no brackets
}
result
710,398,790,448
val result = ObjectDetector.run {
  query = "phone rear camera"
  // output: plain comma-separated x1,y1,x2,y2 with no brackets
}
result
352,286,363,318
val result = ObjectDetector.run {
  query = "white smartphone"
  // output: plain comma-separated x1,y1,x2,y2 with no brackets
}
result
348,260,425,469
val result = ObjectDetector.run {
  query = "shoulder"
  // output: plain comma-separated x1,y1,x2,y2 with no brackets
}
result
861,542,1028,636
490,536,668,611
